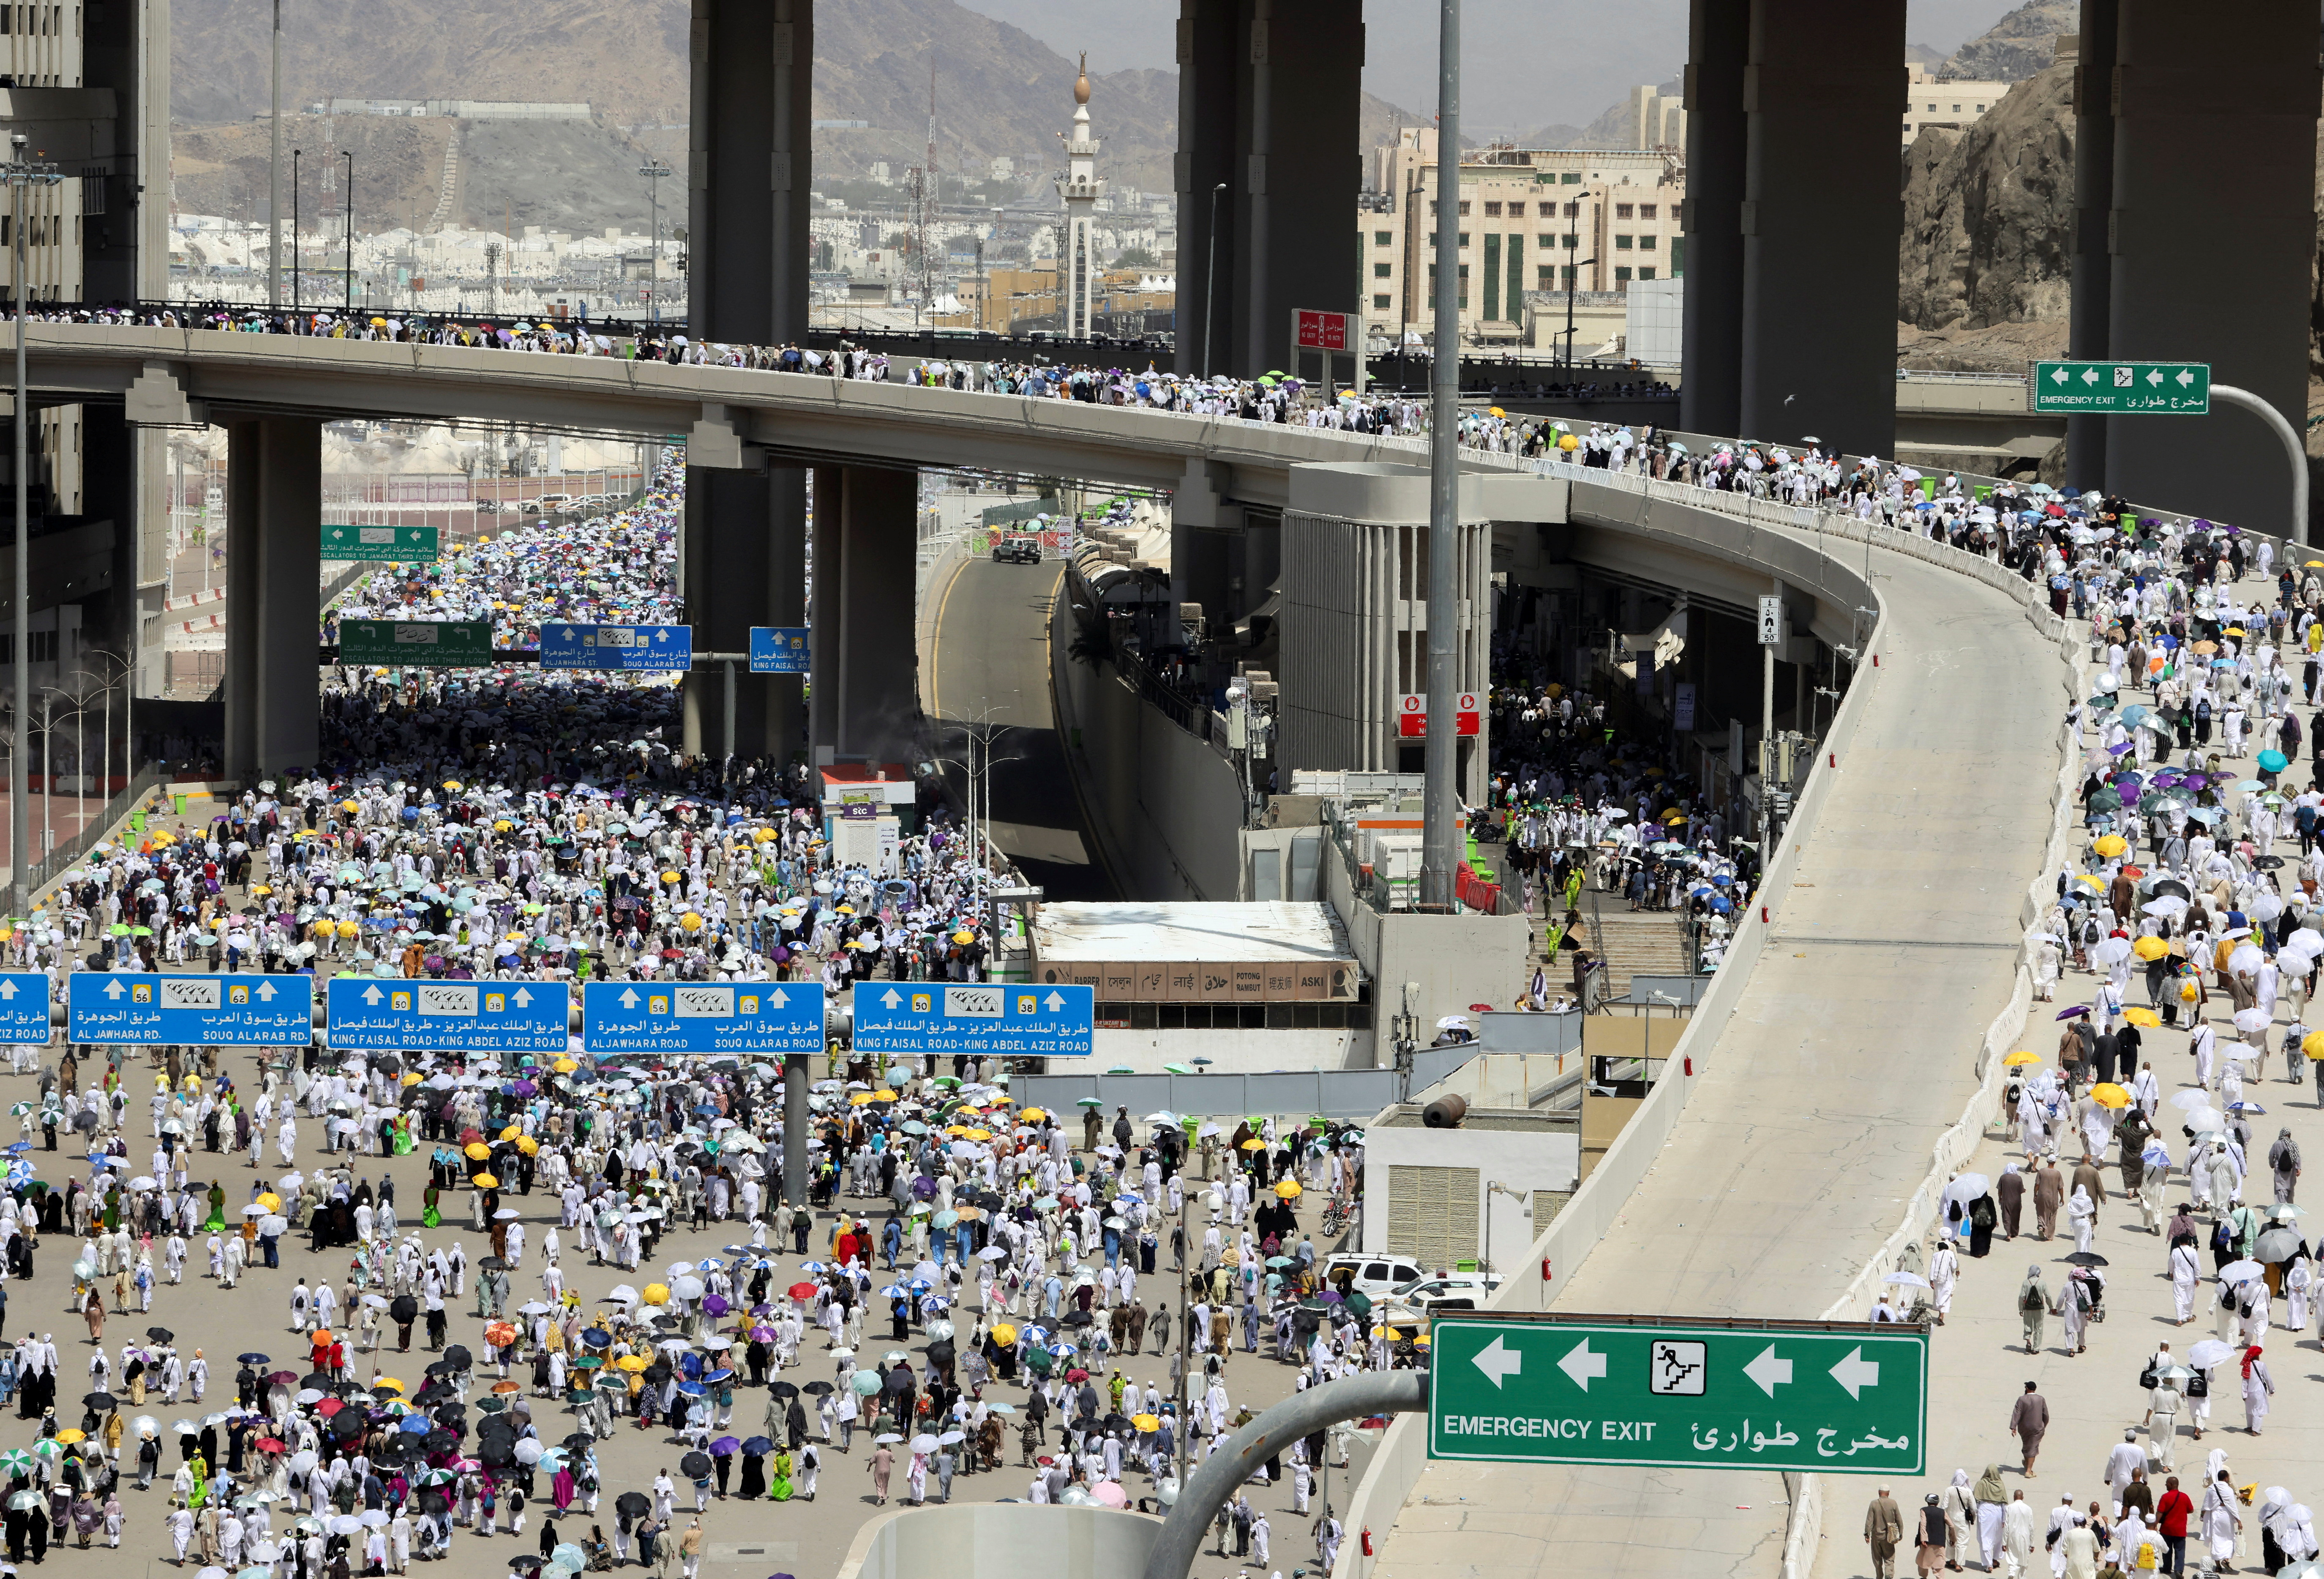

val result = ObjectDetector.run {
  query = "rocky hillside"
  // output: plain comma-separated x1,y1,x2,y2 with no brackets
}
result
1896,61,2074,335
1939,0,2076,82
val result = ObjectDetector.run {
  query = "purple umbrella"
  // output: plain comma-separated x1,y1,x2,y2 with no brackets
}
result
708,1436,740,1456
702,1294,729,1316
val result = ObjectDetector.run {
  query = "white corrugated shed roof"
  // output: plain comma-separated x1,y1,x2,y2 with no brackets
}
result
1029,901,1354,964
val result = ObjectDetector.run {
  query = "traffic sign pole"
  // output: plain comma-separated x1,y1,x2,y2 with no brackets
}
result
1426,1314,1926,1475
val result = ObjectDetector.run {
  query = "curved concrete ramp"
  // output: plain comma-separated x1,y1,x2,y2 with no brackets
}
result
1362,505,2073,1579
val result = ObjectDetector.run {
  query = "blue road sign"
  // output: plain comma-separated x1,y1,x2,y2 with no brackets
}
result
539,623,694,672
584,981,826,1055
327,978,570,1053
851,982,1094,1058
0,972,50,1041
67,972,314,1045
748,626,812,675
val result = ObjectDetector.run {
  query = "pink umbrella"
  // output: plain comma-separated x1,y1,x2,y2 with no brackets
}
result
1090,1481,1128,1508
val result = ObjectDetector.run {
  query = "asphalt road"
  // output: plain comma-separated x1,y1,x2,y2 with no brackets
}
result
925,557,1114,903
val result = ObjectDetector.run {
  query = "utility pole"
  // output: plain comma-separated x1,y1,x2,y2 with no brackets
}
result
269,0,284,309
6,134,60,921
343,150,354,313
638,161,670,323
1418,0,1462,912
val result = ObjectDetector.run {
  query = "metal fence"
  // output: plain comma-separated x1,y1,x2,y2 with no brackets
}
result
22,762,169,895
1012,1067,1407,1122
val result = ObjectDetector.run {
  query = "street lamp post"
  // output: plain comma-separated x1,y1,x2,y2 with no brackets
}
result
639,162,671,324
1563,253,1597,373
342,150,354,313
5,134,60,921
1203,182,1226,378
292,148,301,319
269,0,283,309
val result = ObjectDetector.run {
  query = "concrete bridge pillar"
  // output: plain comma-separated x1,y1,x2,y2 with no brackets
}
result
222,417,319,780
1173,0,1362,380
1735,0,1905,459
1677,0,1748,439
808,465,919,771
2103,0,2319,531
2065,0,2118,492
682,0,813,764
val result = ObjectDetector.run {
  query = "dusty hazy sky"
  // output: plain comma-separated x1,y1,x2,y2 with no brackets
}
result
971,0,2027,136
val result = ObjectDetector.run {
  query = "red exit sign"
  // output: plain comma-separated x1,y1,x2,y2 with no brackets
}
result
1295,309,1351,351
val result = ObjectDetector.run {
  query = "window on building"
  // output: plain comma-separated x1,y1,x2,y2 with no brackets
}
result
1538,232,1555,249
1638,266,1656,280
1614,234,1633,249
1373,262,1391,278
1615,203,1633,219
1560,172,1580,184
1457,200,1470,216
1925,102,1936,111
1951,104,1961,112
1562,201,1581,219
1373,293,1390,309
1638,234,1656,250
1975,103,1986,111
1559,264,1577,281
1457,232,1469,249
1373,230,1391,246
1483,201,1501,217
1672,235,1684,274
1561,232,1577,249
1537,265,1555,288
1615,265,1632,281
1639,204,1657,220
1508,201,1528,218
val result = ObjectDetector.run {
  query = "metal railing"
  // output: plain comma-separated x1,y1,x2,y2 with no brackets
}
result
1895,367,2028,387
20,761,168,896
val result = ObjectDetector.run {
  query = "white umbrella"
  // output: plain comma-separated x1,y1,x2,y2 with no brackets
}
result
2219,1259,2265,1284
1882,1271,1931,1289
2235,1008,2274,1034
1940,1174,1991,1208
2170,1090,2215,1111
2187,1338,2237,1369
2091,937,2133,967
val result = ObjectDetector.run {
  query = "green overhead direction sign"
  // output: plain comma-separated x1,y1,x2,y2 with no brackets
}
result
1427,1314,1927,1475
2029,359,2210,415
336,620,498,667
322,524,441,561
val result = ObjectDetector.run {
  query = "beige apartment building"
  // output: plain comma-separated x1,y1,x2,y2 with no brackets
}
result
1360,126,1683,349
1901,62,2012,145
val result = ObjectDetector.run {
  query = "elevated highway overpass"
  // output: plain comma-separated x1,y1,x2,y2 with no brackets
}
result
17,320,2085,1575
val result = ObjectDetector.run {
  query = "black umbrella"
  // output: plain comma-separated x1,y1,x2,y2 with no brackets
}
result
82,1393,116,1411
390,1296,417,1323
926,1339,955,1366
71,1111,97,1133
145,1328,173,1344
478,1440,516,1467
422,1431,458,1456
769,1382,799,1400
801,1381,832,1396
2063,1251,2110,1267
442,1345,473,1369
301,1373,334,1393
614,1491,650,1518
561,1433,595,1454
1061,1311,1093,1328
432,1404,468,1427
237,1352,270,1365
424,1361,456,1378
509,1559,543,1573
417,1490,450,1516
884,1370,912,1393
478,1257,508,1273
679,1452,712,1478
329,1412,365,1439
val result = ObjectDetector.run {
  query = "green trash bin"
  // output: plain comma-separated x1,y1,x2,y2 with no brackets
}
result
129,811,145,834
172,793,188,816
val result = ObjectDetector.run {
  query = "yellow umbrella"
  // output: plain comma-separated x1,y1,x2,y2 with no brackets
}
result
616,1354,648,1373
54,1429,84,1445
256,1192,281,1211
373,1378,404,1393
2122,1007,2162,1028
1274,1180,1302,1199
1239,1138,1267,1151
2002,1051,2042,1067
642,1283,670,1306
554,1057,578,1074
2093,835,2128,858
464,1143,491,1161
849,1092,875,1106
500,1124,524,1141
2304,1030,2324,1058
1020,1108,1048,1122
2132,936,2170,961
401,1073,423,1087
1132,1413,1161,1431
472,1173,499,1188
2090,1082,2132,1110
443,780,462,792
872,1088,898,1101
2074,874,2105,891
516,1136,540,1156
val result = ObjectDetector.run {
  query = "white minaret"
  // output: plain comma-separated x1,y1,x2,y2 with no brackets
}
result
1056,55,1105,340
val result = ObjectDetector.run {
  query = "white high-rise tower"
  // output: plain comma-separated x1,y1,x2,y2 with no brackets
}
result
1056,54,1105,340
